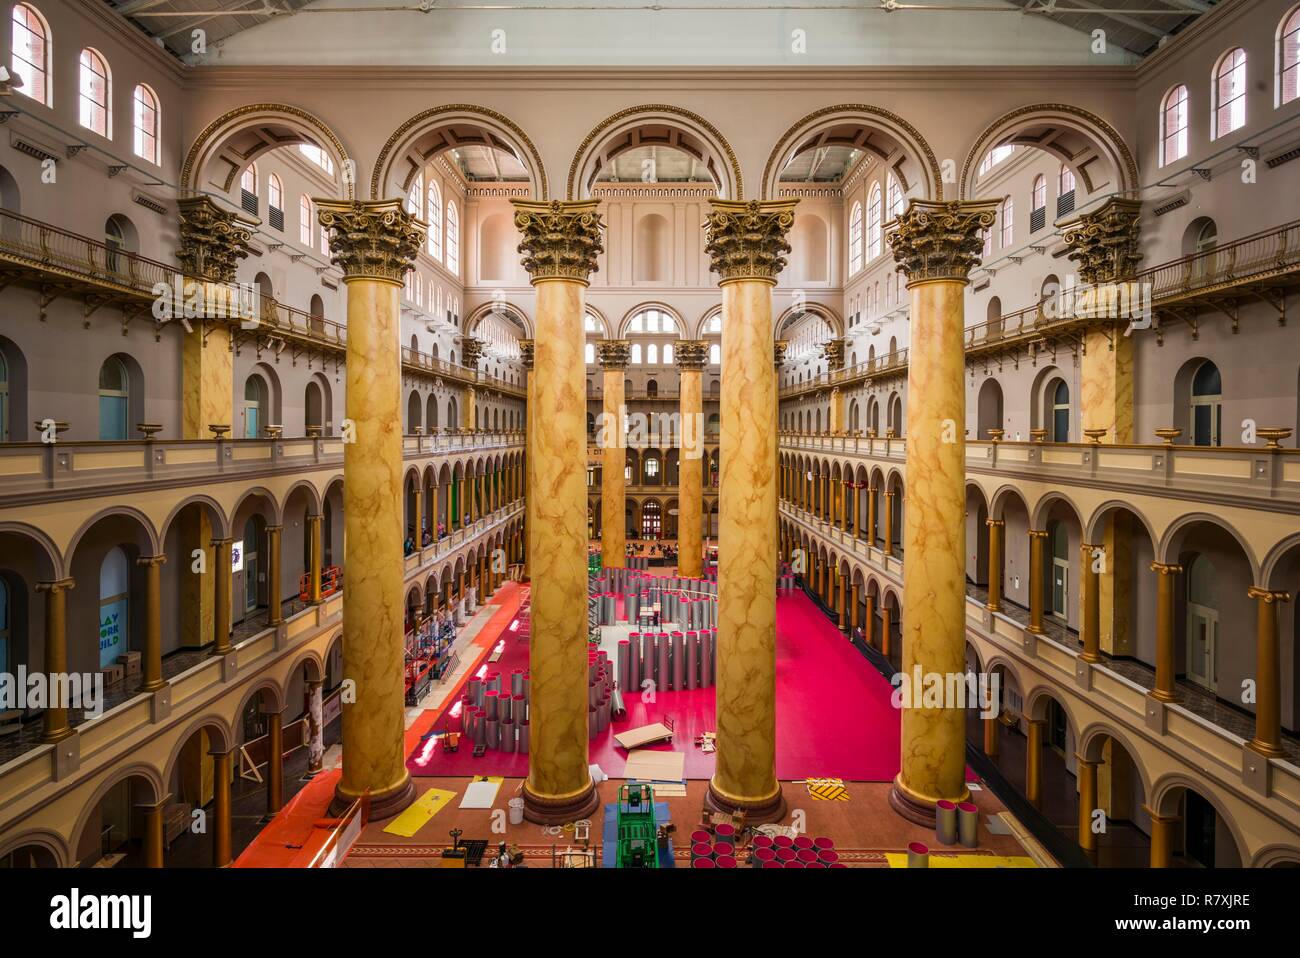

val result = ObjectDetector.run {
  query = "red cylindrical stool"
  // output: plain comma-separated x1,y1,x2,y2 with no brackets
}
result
714,823,735,843
752,835,774,851
796,848,818,865
691,857,715,868
690,830,711,846
763,861,783,869
773,835,794,850
793,835,814,851
753,847,776,868
715,855,737,869
818,849,840,866
713,841,734,858
812,836,834,854
691,842,713,862
775,847,796,863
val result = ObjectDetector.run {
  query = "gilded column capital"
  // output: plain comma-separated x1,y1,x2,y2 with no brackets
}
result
176,195,256,283
510,199,604,284
35,578,75,594
1247,586,1292,604
704,199,798,284
674,339,708,370
1150,561,1183,575
822,338,847,371
518,339,535,370
315,198,424,284
886,199,1000,286
136,554,167,568
774,340,789,368
461,337,486,368
1059,196,1144,285
984,518,1004,528
597,340,631,370
1027,528,1050,540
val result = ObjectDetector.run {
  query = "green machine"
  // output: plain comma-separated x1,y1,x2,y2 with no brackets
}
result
615,784,659,869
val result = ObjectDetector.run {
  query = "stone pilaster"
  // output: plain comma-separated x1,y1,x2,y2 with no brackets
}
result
675,339,708,578
520,338,534,576
597,339,631,570
512,199,604,824
316,198,424,820
885,199,999,826
704,199,797,824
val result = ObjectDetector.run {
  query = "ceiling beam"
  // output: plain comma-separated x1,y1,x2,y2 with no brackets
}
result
1061,0,1169,39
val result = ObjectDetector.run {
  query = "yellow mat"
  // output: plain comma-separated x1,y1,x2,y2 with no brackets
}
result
805,778,850,801
383,787,456,838
883,853,1038,868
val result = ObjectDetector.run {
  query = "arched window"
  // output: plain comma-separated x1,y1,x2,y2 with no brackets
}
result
1057,164,1076,216
132,84,159,164
1000,196,1014,248
243,375,267,439
98,547,130,668
1191,360,1222,446
886,174,904,220
104,214,136,272
98,356,129,440
584,342,595,364
1050,379,1070,442
709,343,720,364
240,163,258,216
426,180,442,259
267,173,283,225
299,144,334,174
1213,48,1248,138
406,172,423,217
631,343,643,364
1161,85,1190,166
11,5,50,106
663,343,673,365
646,343,658,365
299,195,313,247
979,144,1014,175
848,202,863,274
708,315,722,333
1030,174,1046,229
1282,7,1300,106
866,185,882,261
78,48,110,137
446,200,459,275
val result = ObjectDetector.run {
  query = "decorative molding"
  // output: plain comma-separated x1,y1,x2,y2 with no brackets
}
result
597,339,632,369
176,195,257,283
703,199,798,283
314,199,424,284
1059,197,1143,284
886,199,999,285
510,200,604,283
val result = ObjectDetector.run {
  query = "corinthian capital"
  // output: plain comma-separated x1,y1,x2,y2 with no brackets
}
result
518,338,535,370
674,340,708,370
176,195,256,283
511,199,604,284
461,337,486,368
887,199,1000,285
596,340,631,370
822,338,847,371
1060,197,1144,284
704,199,798,283
315,198,424,283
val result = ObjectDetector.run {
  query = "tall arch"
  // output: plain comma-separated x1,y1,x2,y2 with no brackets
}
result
568,104,743,200
371,105,547,201
761,104,942,201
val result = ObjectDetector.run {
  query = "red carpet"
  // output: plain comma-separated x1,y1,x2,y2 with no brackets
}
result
407,588,901,782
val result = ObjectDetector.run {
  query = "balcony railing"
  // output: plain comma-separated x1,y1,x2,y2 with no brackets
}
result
782,218,1300,399
0,431,524,502
0,209,523,397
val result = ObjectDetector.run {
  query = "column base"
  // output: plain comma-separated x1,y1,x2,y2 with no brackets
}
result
1149,689,1178,704
1247,738,1285,758
705,780,787,826
522,779,600,825
330,774,416,821
888,775,970,827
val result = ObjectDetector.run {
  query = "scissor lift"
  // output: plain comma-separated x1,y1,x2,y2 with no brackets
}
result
615,783,659,869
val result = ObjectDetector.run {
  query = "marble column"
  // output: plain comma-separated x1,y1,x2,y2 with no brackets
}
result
676,340,708,578
306,679,325,774
37,578,74,743
1150,561,1183,702
1077,756,1099,856
1247,587,1290,756
867,485,878,547
1026,718,1045,807
852,484,862,539
266,525,283,625
880,604,892,658
140,798,165,868
864,593,876,648
704,198,797,824
985,519,1004,612
1146,808,1178,868
138,555,167,692
212,746,233,867
840,480,851,534
983,715,1000,758
1080,542,1103,662
212,538,232,654
520,340,535,576
177,196,254,442
850,581,860,634
886,199,1000,825
838,572,849,631
307,515,323,604
1027,530,1049,635
315,198,423,820
512,199,605,824
598,340,630,571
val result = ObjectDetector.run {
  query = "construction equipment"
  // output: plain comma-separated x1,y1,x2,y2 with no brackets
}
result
615,783,659,869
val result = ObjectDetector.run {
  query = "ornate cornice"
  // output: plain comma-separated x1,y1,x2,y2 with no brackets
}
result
1059,197,1144,285
176,195,256,283
315,198,424,284
511,199,604,284
887,199,1000,285
674,339,709,370
596,339,631,369
704,199,798,284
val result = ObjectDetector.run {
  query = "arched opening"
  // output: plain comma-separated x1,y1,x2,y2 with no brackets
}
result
976,378,1003,439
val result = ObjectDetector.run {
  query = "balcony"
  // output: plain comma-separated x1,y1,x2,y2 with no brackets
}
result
781,218,1300,400
0,208,523,399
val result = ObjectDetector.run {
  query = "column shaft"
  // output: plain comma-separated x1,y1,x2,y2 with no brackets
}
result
1151,562,1182,702
986,519,1003,612
1028,530,1048,634
1081,543,1102,662
677,361,705,578
213,748,232,867
1247,587,1290,756
38,579,74,743
266,525,282,625
139,556,166,692
213,538,232,654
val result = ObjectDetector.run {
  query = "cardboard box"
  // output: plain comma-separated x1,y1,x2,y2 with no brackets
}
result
99,665,124,686
117,651,141,677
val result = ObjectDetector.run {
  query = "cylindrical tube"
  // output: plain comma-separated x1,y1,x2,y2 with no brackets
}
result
958,801,980,847
936,799,958,845
500,717,516,753
685,631,698,690
700,629,714,687
588,705,598,740
641,631,655,688
518,719,529,754
485,716,499,750
511,669,524,698
657,632,670,691
629,632,641,691
484,689,499,721
671,631,685,690
513,693,527,724
907,841,930,868
611,686,626,719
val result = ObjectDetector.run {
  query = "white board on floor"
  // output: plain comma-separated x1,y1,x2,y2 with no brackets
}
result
459,779,502,809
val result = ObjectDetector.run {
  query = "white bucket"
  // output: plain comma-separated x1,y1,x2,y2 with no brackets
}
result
508,797,525,825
